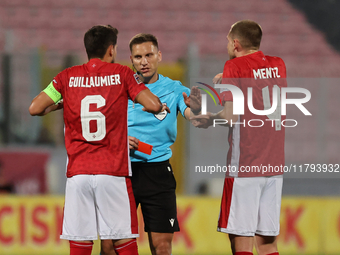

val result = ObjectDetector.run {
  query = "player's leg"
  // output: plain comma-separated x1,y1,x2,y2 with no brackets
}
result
101,238,139,255
218,177,265,255
228,234,254,254
101,239,116,255
136,161,179,255
60,175,98,255
95,175,139,255
255,175,283,255
100,170,143,255
112,238,138,255
254,235,278,255
148,232,173,255
69,240,93,255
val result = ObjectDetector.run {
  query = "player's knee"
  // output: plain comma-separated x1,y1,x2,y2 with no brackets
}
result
153,240,171,255
256,237,277,255
101,240,115,255
257,245,278,255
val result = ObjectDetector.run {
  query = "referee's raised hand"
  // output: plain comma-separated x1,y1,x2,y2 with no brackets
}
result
183,86,201,114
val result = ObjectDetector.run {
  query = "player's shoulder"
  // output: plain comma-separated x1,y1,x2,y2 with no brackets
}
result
61,64,83,75
224,58,242,71
265,54,285,65
222,58,242,78
102,62,131,72
113,63,131,71
100,63,136,81
264,55,287,75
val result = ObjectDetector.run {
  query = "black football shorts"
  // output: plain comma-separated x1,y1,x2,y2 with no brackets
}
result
131,160,180,233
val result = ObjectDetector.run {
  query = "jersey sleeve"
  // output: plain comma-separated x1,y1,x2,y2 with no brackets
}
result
43,82,62,103
220,61,240,103
43,71,64,103
124,67,148,101
176,83,190,117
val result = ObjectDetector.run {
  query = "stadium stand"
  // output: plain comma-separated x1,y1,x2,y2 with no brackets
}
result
1,0,340,77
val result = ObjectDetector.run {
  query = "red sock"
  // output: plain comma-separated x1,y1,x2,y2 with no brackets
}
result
69,241,93,255
114,239,138,255
235,252,253,255
267,253,279,255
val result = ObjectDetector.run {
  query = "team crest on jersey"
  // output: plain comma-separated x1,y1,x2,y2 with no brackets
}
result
154,103,168,121
133,73,142,84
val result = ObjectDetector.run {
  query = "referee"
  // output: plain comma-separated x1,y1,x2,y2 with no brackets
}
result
101,33,200,255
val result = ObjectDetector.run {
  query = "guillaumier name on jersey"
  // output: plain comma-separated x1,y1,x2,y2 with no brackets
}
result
69,75,121,88
253,67,280,80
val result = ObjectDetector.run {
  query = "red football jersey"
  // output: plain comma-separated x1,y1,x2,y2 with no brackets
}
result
52,59,147,177
220,51,287,177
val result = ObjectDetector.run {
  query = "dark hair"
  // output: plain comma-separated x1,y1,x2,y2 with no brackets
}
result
129,33,158,52
229,20,262,50
84,25,118,59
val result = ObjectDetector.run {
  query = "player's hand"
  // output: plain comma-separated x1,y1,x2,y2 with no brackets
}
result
142,103,170,113
183,86,201,114
129,136,139,150
56,99,64,110
213,73,223,84
40,99,64,116
190,112,214,129
160,103,171,113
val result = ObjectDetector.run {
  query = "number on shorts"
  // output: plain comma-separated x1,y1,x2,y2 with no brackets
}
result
262,85,281,131
81,95,106,141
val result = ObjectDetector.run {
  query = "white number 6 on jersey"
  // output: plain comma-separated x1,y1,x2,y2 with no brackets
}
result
81,95,106,141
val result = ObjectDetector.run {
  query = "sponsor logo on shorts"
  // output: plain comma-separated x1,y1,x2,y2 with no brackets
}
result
169,218,175,227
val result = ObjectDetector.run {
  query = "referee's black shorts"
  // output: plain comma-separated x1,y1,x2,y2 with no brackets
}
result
131,160,180,233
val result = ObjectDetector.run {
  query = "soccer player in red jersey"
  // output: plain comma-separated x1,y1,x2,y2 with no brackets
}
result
192,20,286,255
29,25,169,255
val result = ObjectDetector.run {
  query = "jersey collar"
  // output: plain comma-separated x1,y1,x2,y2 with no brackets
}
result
87,58,106,70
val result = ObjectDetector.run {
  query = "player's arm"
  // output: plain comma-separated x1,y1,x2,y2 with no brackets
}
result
187,72,222,120
213,73,223,84
29,82,63,116
191,101,238,129
29,93,63,116
184,108,191,120
213,101,238,124
192,63,239,127
134,89,170,114
183,105,200,120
